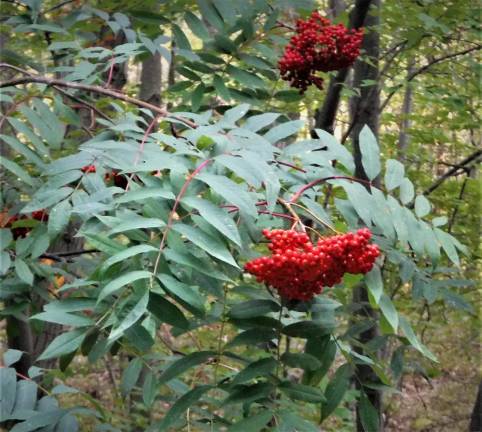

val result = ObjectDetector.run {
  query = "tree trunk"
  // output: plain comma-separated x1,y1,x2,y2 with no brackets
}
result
397,59,415,162
313,0,374,136
139,52,162,108
349,0,383,430
470,380,481,431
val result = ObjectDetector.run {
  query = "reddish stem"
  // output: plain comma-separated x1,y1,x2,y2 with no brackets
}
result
105,57,115,88
274,160,307,173
152,159,213,276
290,176,373,203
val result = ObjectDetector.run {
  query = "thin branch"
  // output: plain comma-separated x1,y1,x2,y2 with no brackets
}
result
422,149,481,196
381,45,482,111
0,64,197,128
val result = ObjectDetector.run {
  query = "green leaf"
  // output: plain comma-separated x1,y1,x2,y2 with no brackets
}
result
191,83,205,111
400,178,415,205
343,182,373,226
158,274,205,313
108,290,149,341
37,329,86,361
184,11,210,40
227,65,264,88
378,293,398,332
97,271,152,303
0,156,35,186
14,259,33,285
227,328,277,347
282,319,335,339
223,103,250,124
213,75,231,101
414,195,431,218
48,200,71,236
320,363,351,422
314,129,355,173
107,217,165,235
0,367,16,420
148,292,189,329
244,113,280,132
359,125,381,180
359,392,379,432
159,385,212,431
30,311,93,327
0,251,11,275
229,299,280,319
172,223,238,267
4,350,23,367
158,351,215,385
434,228,460,266
280,352,321,371
84,234,126,255
101,244,157,271
279,381,326,403
164,248,231,281
432,216,448,227
365,265,383,304
172,24,191,50
223,382,273,405
114,188,174,204
13,380,37,413
0,134,45,168
183,197,242,246
228,409,273,432
384,159,405,191
198,0,224,30
121,358,142,396
22,187,72,213
399,316,437,362
231,357,277,385
264,120,303,144
0,229,12,250
30,232,49,259
196,173,257,218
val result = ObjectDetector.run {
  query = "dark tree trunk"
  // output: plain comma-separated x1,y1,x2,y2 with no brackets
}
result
313,0,374,136
470,381,482,432
349,1,383,431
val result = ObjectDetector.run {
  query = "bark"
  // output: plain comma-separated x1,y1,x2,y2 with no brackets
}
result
470,380,482,431
328,0,346,20
139,52,162,108
349,1,383,430
313,0,374,136
397,59,415,162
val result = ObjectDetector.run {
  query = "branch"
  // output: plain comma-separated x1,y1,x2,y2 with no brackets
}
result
0,65,197,128
313,0,374,135
380,45,482,111
423,149,481,196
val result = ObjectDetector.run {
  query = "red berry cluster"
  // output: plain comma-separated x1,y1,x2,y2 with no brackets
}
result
244,228,379,301
81,164,96,173
4,210,49,239
278,11,363,93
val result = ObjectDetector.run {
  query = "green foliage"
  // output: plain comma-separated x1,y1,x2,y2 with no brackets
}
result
0,0,478,430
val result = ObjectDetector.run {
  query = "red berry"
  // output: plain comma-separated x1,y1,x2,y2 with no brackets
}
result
278,11,364,93
244,228,379,301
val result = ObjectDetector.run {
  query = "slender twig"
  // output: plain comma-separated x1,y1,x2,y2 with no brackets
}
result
289,175,374,203
40,249,99,259
380,45,482,111
151,159,213,281
0,64,197,128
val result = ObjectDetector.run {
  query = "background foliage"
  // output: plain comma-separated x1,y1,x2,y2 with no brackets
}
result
0,0,479,431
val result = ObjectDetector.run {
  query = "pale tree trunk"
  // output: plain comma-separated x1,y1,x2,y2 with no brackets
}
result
139,52,162,108
349,1,383,431
397,59,415,162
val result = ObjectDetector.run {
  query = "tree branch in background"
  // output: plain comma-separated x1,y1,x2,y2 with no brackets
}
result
380,45,482,111
423,149,481,196
313,0,374,135
0,64,197,128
